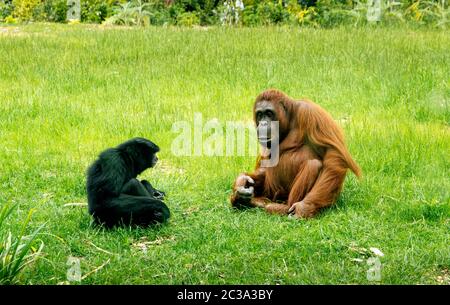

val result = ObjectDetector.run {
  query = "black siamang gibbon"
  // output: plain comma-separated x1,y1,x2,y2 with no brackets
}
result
87,138,170,228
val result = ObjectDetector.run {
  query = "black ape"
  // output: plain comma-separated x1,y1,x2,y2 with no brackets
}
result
87,137,170,227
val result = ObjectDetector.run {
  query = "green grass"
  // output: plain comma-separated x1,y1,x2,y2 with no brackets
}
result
0,23,449,284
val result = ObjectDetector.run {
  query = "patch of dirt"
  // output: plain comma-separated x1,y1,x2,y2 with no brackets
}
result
0,26,57,38
157,161,185,175
131,236,176,253
436,268,450,284
0,27,28,37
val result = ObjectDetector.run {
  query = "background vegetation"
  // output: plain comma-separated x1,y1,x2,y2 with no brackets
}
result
0,0,448,28
0,24,448,284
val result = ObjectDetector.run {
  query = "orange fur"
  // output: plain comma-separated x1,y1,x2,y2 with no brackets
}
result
231,89,361,218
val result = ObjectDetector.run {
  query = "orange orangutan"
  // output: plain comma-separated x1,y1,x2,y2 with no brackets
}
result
231,89,361,218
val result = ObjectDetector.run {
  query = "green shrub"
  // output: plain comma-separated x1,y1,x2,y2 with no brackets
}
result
1,0,447,28
81,0,119,23
12,0,41,21
404,0,449,28
33,0,68,22
382,0,406,25
6,0,68,22
0,0,14,21
315,0,355,27
286,0,318,26
198,0,219,24
142,0,177,25
4,15,17,23
103,0,188,26
0,204,45,284
103,1,135,25
166,3,186,24
240,1,291,26
177,10,199,25
105,0,183,26
147,9,168,24
172,0,218,25
255,1,289,25
241,5,261,25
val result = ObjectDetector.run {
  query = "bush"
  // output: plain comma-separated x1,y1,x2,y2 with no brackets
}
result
239,4,257,25
3,0,67,23
0,0,14,21
240,1,291,26
285,0,318,26
177,10,200,25
104,0,154,25
11,0,41,21
1,0,447,28
315,0,355,27
103,0,203,26
168,0,219,25
145,0,177,25
33,0,68,22
256,1,289,25
4,15,17,23
81,0,119,23
149,7,173,25
404,0,449,28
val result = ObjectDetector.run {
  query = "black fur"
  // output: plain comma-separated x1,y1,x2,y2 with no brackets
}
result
87,137,170,228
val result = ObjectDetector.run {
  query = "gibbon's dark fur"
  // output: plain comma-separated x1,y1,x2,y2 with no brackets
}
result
87,137,170,228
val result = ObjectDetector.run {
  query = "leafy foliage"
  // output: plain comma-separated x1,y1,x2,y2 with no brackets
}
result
1,0,447,27
103,0,153,25
11,0,41,21
34,0,68,22
0,204,45,284
81,0,119,23
0,0,14,21
177,11,200,25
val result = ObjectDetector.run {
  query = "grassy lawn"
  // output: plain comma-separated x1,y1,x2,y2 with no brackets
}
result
0,24,448,285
